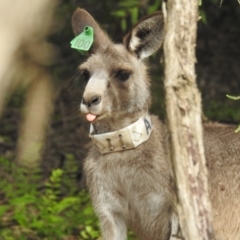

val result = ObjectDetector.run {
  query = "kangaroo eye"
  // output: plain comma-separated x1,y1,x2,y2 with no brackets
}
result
81,70,90,82
115,70,131,82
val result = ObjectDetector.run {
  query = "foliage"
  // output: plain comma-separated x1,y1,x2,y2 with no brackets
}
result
203,99,240,123
111,0,161,31
0,157,100,240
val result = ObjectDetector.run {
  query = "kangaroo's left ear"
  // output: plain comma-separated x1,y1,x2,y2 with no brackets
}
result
123,12,164,59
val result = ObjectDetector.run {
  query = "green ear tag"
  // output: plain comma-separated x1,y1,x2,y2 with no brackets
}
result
70,26,94,55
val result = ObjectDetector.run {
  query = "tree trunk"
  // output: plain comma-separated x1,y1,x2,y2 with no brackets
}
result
17,69,53,167
162,1,215,239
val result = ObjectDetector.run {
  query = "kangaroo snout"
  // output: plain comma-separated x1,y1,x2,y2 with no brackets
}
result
82,94,101,108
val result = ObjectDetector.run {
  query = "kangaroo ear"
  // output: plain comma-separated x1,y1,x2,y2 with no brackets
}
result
123,12,164,59
71,8,111,53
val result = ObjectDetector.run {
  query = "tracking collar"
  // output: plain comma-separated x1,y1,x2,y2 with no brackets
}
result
89,114,152,154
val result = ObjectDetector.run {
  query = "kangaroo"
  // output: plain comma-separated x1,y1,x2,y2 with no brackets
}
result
71,8,240,240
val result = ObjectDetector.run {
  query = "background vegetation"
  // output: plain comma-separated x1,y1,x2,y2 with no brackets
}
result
0,0,239,239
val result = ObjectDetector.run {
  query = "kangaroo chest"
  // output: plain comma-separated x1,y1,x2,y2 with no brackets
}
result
85,147,173,220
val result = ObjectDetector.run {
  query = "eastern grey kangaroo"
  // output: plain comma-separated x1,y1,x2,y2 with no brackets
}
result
71,8,240,240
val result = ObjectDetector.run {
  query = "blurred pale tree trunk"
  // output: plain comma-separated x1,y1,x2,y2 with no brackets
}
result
163,0,215,239
0,0,58,167
17,70,53,167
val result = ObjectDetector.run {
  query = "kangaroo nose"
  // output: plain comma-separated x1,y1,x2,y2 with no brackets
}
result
82,95,101,107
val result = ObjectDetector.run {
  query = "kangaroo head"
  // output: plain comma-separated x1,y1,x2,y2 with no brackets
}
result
72,8,164,133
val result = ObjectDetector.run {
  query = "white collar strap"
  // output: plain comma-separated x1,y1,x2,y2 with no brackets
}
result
89,114,152,154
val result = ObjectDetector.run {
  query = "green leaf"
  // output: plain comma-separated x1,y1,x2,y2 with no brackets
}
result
226,94,240,100
235,125,240,133
53,197,80,214
13,211,28,226
80,230,89,239
9,194,36,206
147,0,161,14
121,19,127,32
111,10,126,18
199,9,207,24
30,219,45,229
85,225,100,238
49,169,63,183
118,0,139,8
130,7,139,25
47,214,64,224
83,205,95,215
0,205,9,218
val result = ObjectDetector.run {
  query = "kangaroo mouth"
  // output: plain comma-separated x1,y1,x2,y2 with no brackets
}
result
85,113,97,122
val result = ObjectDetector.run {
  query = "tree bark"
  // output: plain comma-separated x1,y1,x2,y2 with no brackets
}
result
162,1,215,239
